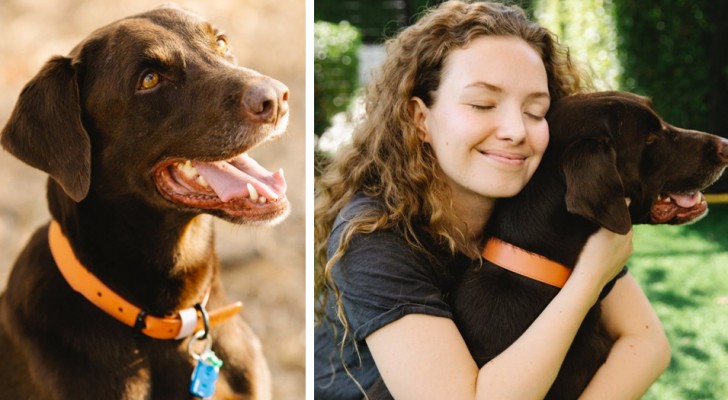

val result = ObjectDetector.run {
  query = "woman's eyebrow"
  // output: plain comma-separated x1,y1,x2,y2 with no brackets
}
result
527,92,551,101
464,81,503,93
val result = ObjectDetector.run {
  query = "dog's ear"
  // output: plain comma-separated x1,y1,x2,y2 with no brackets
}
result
1,56,91,202
561,137,631,234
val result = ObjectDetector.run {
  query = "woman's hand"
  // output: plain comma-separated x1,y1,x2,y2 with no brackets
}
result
571,226,633,291
570,198,634,294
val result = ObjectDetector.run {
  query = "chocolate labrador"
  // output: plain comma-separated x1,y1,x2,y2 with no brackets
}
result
449,91,728,399
0,5,289,399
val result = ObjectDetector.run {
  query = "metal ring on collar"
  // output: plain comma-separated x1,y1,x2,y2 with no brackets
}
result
187,329,213,360
194,303,210,340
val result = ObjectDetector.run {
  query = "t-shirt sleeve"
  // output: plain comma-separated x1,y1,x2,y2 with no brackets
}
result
329,224,452,342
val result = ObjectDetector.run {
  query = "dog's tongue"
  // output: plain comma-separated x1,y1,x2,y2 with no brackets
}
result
668,192,701,208
192,154,286,202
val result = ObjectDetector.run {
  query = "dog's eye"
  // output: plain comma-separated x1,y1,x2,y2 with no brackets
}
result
646,132,661,144
215,36,229,54
139,72,161,91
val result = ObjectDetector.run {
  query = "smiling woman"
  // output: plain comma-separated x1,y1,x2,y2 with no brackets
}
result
314,1,668,399
410,36,551,215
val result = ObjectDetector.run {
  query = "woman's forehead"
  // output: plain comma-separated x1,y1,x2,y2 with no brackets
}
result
439,36,548,94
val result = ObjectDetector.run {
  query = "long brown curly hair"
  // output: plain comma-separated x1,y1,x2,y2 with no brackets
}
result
315,0,590,321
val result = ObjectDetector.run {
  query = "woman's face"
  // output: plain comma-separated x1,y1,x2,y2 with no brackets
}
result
413,35,550,206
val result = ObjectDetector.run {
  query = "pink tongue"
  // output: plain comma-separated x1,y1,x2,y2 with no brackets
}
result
192,154,286,202
669,192,700,208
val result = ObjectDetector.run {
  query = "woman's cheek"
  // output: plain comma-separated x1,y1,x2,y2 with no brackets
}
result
533,120,550,155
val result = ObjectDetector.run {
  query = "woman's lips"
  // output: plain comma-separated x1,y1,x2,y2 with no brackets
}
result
480,149,528,166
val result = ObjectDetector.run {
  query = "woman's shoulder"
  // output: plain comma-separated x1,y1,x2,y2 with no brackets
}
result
334,192,382,226
329,192,468,286
331,193,414,256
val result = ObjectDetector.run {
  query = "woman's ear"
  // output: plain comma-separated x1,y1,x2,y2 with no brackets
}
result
408,96,430,142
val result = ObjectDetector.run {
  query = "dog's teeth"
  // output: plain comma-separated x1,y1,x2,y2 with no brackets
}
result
177,160,198,179
247,183,259,202
196,176,209,187
258,196,267,204
665,196,672,203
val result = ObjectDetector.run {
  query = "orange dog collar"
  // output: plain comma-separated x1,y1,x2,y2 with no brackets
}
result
482,238,572,288
48,220,242,340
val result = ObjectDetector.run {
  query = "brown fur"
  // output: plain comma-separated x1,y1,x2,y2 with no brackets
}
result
0,5,290,399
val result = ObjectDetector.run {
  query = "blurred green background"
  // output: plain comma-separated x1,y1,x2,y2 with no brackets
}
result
314,1,728,398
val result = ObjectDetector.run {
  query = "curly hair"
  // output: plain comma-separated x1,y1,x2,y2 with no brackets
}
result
315,0,590,321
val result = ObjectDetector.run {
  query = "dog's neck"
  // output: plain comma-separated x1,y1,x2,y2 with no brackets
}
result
486,152,600,269
47,182,217,315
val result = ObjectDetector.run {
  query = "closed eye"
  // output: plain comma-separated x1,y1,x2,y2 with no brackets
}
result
525,112,545,121
470,104,495,111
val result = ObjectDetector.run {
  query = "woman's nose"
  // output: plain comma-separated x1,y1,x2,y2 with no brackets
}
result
494,107,527,143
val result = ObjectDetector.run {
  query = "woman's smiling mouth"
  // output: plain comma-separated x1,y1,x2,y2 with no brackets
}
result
480,149,529,166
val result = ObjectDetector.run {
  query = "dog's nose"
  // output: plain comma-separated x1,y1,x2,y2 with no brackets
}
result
242,79,290,124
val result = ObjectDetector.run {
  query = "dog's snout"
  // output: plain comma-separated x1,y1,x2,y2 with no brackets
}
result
241,79,289,124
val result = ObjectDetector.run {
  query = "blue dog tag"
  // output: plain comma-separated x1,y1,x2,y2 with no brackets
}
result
190,350,223,398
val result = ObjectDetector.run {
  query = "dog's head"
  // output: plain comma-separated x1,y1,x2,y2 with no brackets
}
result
548,91,728,234
0,5,290,225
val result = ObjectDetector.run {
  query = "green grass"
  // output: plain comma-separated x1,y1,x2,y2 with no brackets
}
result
630,204,728,400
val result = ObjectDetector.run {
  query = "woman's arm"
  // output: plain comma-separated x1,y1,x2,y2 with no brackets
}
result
579,273,671,400
366,228,633,400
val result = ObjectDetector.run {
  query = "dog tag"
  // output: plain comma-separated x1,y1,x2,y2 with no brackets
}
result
190,349,223,398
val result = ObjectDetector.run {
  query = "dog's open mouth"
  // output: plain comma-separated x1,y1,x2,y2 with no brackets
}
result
651,191,708,224
153,152,289,223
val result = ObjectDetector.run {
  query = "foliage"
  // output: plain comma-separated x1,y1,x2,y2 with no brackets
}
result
612,0,712,131
535,0,620,90
314,0,441,43
630,204,728,399
314,20,361,137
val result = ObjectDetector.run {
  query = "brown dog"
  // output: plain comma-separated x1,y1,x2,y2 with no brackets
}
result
0,5,289,399
450,91,728,399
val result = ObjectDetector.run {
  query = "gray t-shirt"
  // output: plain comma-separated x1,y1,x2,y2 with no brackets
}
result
313,193,471,399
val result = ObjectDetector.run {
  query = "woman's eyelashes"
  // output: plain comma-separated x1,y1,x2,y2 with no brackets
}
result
466,102,547,120
469,103,496,111
524,111,546,121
